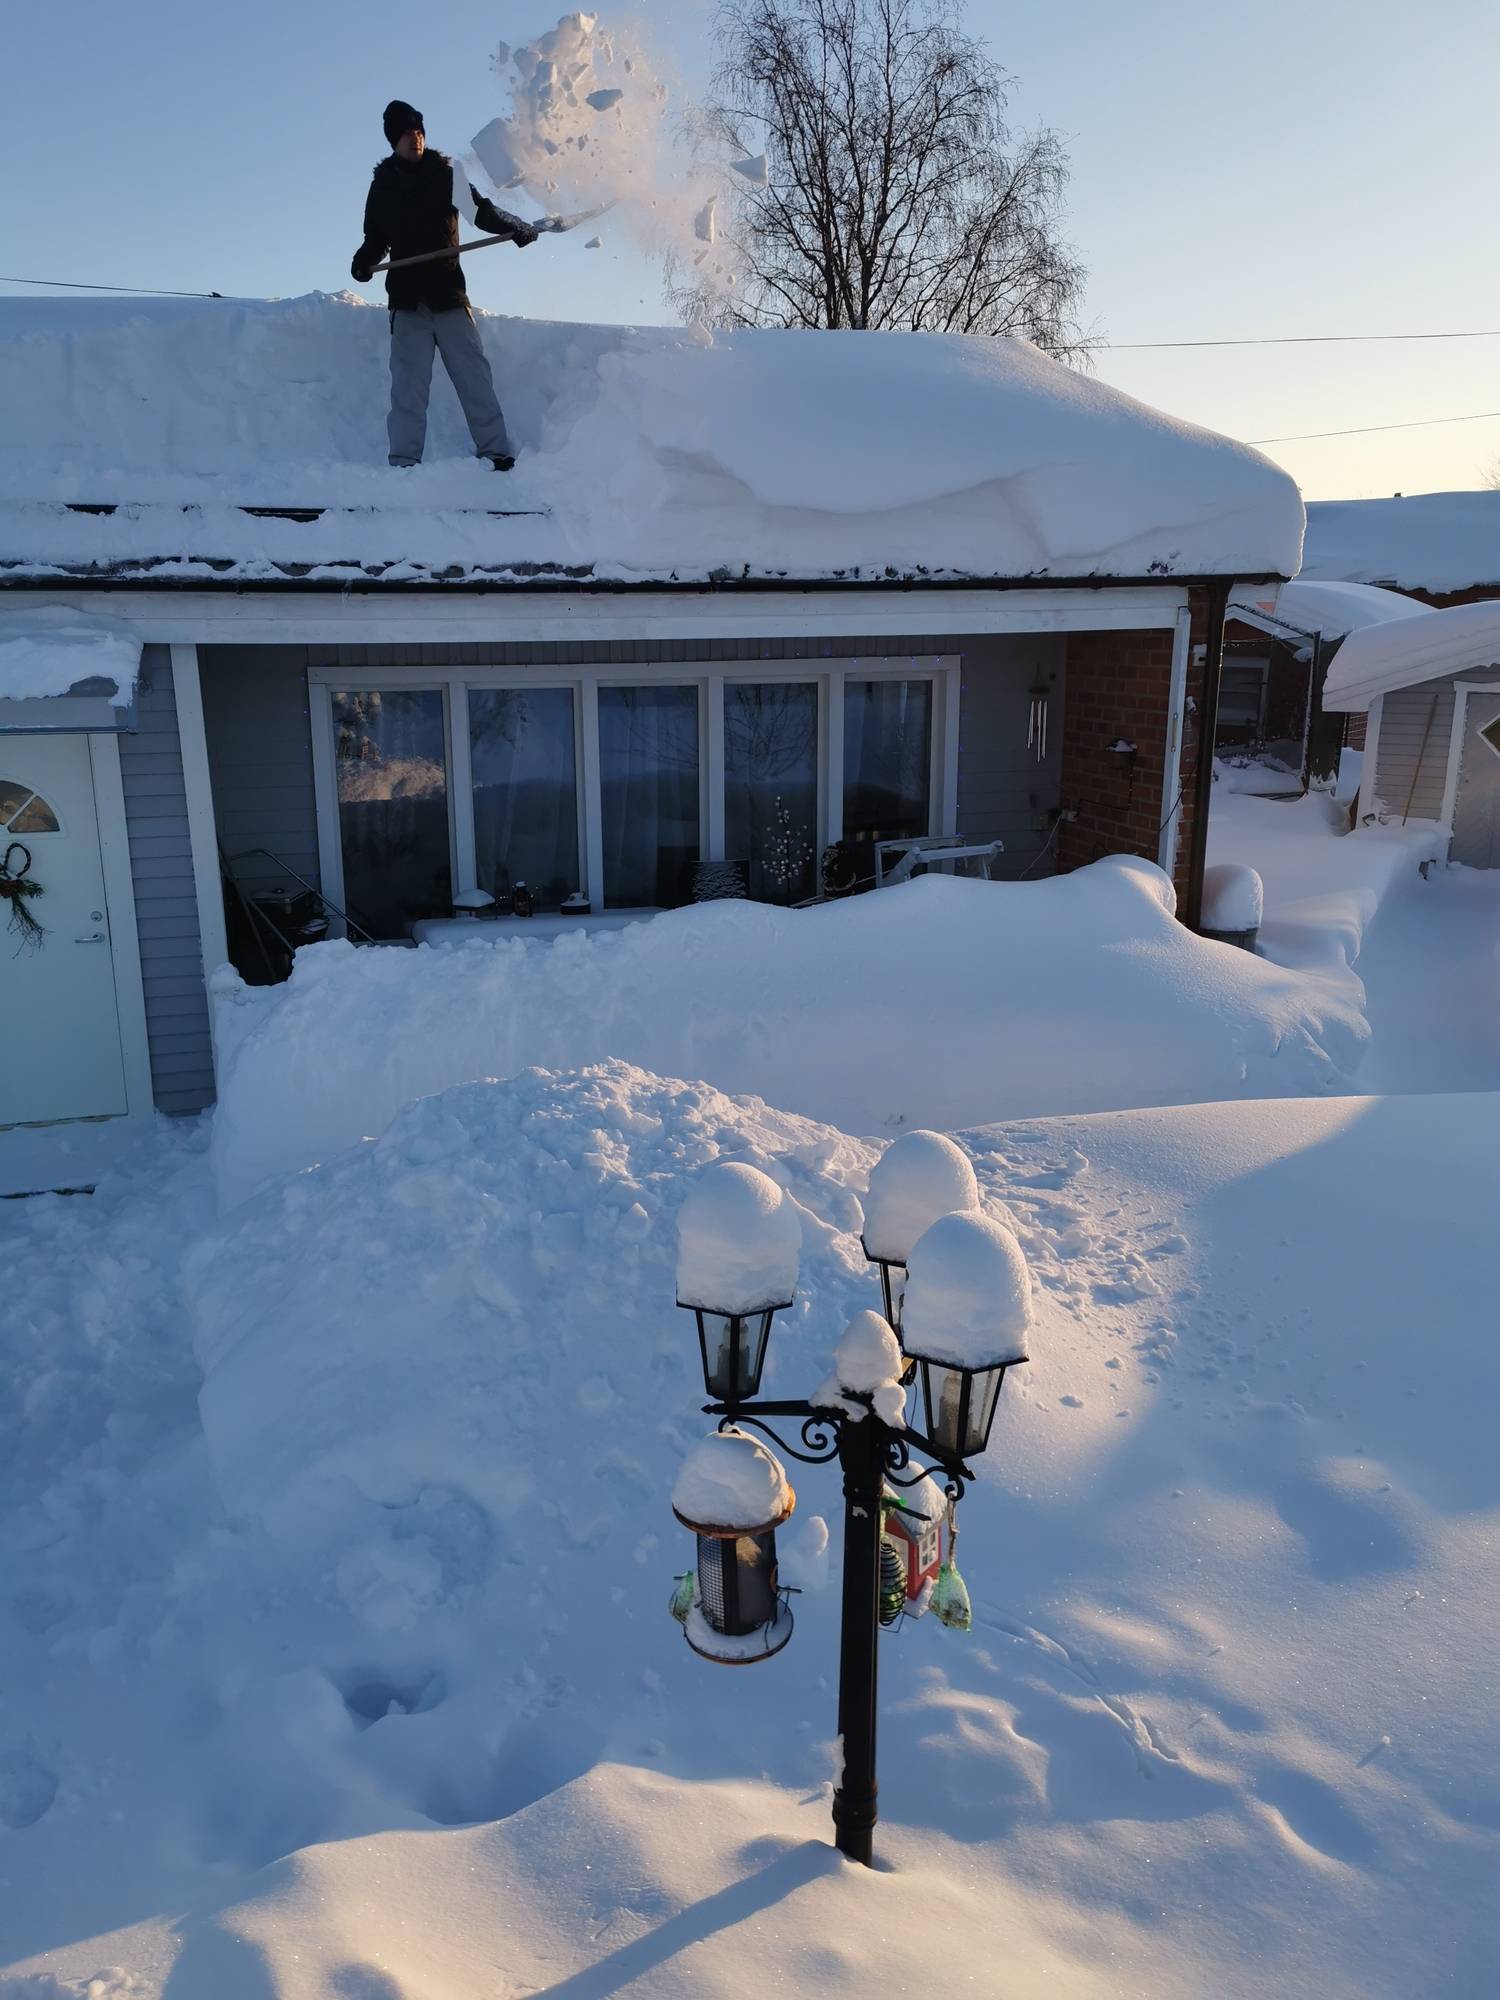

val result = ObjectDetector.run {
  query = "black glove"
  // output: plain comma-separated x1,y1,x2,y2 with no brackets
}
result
512,222,540,249
351,256,376,284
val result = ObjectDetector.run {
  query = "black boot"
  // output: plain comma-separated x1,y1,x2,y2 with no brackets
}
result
490,454,516,472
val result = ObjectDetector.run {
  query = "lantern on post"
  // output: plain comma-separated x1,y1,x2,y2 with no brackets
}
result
859,1130,981,1343
671,1428,796,1664
677,1162,800,1405
900,1210,1032,1461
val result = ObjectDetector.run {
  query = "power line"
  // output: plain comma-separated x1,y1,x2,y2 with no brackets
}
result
1249,409,1500,445
1107,327,1500,350
0,274,224,299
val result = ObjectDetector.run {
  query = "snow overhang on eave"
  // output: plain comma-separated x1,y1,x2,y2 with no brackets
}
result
0,565,1291,596
0,606,143,731
1323,598,1500,712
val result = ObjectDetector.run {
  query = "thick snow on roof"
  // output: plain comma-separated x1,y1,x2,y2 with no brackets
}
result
0,292,1304,587
1323,596,1500,710
1231,578,1433,643
1302,490,1500,592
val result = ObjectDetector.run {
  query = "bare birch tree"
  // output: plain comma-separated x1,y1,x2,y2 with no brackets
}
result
671,0,1089,355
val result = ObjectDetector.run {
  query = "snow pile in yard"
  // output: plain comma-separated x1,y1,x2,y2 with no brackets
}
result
0,293,1304,582
1208,790,1442,998
1303,489,1500,593
0,605,141,704
210,863,1369,1209
5,1072,1498,1997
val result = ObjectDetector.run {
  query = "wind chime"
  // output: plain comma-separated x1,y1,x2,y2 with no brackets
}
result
1026,678,1051,764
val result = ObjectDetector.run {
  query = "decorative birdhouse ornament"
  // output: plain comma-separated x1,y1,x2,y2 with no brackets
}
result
878,1474,946,1625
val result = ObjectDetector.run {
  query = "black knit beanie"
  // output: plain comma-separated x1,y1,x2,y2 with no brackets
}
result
383,100,424,148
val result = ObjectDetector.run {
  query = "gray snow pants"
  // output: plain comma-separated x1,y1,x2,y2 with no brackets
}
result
387,305,513,466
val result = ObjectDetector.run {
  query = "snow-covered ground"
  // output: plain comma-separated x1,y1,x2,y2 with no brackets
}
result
1355,867,1500,1094
2,1068,1497,1998
209,861,1368,1208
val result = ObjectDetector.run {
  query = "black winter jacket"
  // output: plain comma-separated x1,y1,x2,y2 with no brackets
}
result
351,150,532,311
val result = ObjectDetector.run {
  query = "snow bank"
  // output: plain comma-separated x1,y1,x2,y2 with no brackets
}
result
860,1128,979,1263
676,1160,801,1311
209,864,1370,1210
1323,597,1500,711
0,605,140,704
1303,489,1500,593
672,1428,792,1530
0,293,1304,583
1208,790,1442,997
8,1067,1500,1996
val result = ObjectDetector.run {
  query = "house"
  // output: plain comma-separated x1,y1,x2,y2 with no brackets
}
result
1321,599,1500,864
1301,491,1500,609
1223,579,1432,781
0,292,1303,1154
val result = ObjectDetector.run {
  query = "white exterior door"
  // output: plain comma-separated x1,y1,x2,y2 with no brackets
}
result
1452,691,1500,869
1,736,129,1123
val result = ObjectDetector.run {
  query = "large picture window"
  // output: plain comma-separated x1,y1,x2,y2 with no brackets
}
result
314,659,952,934
469,687,580,908
725,681,819,905
332,688,451,938
598,685,701,908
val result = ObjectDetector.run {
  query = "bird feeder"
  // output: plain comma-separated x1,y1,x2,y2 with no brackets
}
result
671,1429,795,1665
677,1162,800,1405
881,1478,944,1621
900,1211,1032,1463
859,1131,981,1345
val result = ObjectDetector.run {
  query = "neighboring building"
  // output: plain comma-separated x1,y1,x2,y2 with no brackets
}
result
0,294,1303,1143
1224,580,1433,780
1301,491,1500,609
1322,600,1500,864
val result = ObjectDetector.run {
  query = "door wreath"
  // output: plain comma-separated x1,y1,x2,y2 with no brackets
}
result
0,842,45,949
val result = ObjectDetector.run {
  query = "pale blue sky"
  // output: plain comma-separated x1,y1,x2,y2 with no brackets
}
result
7,0,1499,498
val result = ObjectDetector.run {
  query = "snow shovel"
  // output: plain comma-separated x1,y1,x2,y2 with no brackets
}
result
370,203,614,274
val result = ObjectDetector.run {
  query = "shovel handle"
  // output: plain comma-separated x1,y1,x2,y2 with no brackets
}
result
370,233,513,275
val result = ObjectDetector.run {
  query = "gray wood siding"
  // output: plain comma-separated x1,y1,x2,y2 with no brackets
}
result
1371,672,1500,823
118,646,215,1115
956,636,1065,873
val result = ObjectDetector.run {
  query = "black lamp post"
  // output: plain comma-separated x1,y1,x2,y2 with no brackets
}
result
670,1158,1032,1868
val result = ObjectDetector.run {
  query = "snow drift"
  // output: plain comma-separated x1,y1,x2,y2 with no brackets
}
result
208,862,1369,1210
0,291,1303,583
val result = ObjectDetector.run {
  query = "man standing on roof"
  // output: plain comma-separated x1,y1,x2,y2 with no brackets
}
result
351,100,538,472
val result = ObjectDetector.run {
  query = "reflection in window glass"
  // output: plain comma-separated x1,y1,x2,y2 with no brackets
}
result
469,688,580,908
598,686,700,907
333,689,451,937
843,679,933,848
725,682,818,905
0,782,32,825
2,788,60,834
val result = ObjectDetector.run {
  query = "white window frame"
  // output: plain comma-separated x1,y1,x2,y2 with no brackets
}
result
308,655,960,922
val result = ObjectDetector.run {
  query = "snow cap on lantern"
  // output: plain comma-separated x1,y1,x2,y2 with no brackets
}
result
829,1310,907,1427
900,1210,1032,1461
677,1161,801,1403
672,1428,795,1665
860,1130,979,1330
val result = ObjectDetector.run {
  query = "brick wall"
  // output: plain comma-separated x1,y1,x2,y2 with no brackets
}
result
1056,591,1212,902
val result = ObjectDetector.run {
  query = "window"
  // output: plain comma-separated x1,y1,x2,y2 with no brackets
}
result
313,658,955,933
0,781,60,835
332,689,452,938
1218,659,1268,740
843,679,934,848
598,685,701,908
725,681,819,905
469,687,580,906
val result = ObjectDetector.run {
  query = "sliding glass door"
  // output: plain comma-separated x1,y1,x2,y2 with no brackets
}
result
725,681,820,905
598,685,701,907
469,687,580,908
331,689,452,938
842,678,934,848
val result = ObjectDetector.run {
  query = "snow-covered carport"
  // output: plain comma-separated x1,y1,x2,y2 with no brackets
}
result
1322,599,1500,864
